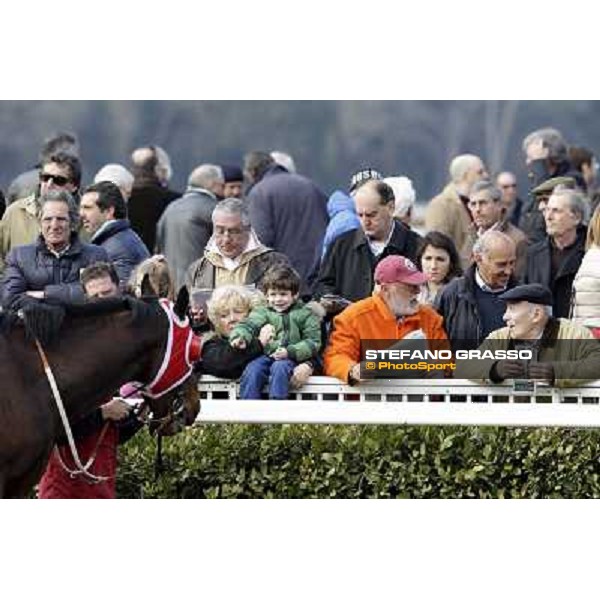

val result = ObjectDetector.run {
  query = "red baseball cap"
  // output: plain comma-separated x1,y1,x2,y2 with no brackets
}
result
374,255,428,285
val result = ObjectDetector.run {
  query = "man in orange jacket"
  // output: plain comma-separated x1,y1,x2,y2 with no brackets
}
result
323,255,449,384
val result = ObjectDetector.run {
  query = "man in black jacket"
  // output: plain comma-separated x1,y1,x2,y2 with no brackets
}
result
315,179,422,303
435,230,517,351
128,145,180,252
524,187,587,318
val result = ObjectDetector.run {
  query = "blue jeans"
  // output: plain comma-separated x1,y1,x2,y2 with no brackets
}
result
239,355,296,400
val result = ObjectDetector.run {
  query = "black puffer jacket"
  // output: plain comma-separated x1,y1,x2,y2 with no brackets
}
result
1,233,108,311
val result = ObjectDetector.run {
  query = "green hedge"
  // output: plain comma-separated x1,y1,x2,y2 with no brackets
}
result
116,424,600,498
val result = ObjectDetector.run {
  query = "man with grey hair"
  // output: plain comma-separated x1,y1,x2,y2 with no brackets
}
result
456,283,600,387
155,164,224,290
522,127,585,189
465,180,527,278
520,127,585,243
128,145,180,252
425,153,489,267
0,151,82,274
185,197,291,292
384,176,416,227
270,150,297,174
1,190,108,311
524,187,587,318
435,230,517,351
94,163,135,201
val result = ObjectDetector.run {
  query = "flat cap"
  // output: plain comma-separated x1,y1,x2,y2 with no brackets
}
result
531,176,576,197
499,283,553,306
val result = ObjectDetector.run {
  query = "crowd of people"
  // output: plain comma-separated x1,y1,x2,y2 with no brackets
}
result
3,127,600,497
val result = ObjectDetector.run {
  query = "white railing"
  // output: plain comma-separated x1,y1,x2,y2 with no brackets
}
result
195,376,600,428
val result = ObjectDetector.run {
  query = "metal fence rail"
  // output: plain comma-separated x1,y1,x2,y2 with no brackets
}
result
195,376,600,428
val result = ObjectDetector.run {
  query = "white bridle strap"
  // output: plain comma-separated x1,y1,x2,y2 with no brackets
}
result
34,338,109,483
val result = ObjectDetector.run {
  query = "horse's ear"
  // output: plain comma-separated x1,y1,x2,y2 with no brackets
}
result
173,285,189,320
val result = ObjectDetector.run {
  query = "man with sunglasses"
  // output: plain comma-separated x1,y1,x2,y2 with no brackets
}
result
0,152,81,274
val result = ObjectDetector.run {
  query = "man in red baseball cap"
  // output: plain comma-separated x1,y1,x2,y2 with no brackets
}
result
323,255,449,384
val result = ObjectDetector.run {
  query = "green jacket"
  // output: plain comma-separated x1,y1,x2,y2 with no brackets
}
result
455,318,600,388
230,300,321,362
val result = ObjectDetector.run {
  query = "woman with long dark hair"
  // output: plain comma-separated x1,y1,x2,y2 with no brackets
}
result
416,231,463,305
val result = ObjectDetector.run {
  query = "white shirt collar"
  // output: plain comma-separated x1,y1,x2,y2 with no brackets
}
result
475,268,507,293
367,222,395,257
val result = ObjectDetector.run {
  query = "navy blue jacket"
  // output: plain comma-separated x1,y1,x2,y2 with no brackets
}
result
1,234,108,311
435,264,518,352
91,219,150,286
248,165,328,290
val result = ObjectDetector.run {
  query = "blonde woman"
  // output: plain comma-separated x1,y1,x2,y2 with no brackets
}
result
571,205,600,333
201,285,316,388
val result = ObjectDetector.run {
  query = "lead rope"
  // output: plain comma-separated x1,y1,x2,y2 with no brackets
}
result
34,337,109,483
53,422,111,481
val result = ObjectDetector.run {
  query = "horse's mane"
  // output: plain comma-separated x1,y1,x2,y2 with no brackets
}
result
0,296,162,347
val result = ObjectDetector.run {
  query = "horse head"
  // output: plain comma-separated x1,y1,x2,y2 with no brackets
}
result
141,372,200,437
137,296,201,437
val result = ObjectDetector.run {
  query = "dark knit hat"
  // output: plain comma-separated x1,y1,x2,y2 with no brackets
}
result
221,165,244,183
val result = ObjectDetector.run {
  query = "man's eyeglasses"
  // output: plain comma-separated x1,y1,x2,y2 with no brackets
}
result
40,173,71,186
500,183,517,189
214,226,248,237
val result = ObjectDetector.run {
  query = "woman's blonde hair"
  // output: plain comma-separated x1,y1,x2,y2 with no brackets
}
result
587,204,600,250
128,254,175,300
207,285,264,335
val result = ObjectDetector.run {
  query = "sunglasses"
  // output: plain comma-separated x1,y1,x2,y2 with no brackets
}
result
40,173,71,186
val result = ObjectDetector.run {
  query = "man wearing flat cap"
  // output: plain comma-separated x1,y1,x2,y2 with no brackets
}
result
519,176,577,244
455,283,600,387
323,255,448,384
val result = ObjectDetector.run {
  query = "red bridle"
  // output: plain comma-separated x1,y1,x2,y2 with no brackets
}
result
143,299,202,399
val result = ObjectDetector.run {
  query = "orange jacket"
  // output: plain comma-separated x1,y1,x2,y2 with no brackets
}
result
323,294,448,382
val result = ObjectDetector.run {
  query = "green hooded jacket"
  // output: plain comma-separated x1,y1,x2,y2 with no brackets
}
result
229,300,321,362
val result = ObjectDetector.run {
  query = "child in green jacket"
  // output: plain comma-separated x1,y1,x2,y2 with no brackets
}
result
230,265,321,399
